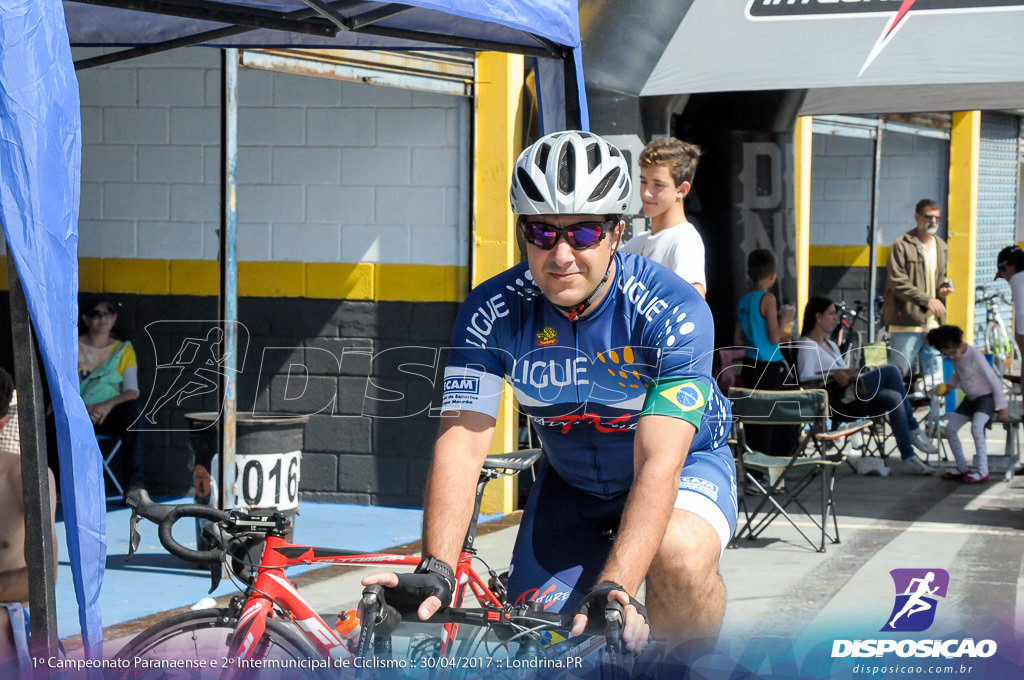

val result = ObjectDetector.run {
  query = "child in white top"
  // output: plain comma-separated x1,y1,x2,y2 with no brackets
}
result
927,324,1008,483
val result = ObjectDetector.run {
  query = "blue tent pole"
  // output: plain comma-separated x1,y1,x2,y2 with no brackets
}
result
6,252,59,658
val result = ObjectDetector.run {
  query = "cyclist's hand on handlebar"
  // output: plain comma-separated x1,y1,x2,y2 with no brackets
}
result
572,582,650,653
928,298,946,317
360,570,452,621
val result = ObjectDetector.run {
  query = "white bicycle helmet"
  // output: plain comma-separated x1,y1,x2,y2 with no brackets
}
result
510,131,631,216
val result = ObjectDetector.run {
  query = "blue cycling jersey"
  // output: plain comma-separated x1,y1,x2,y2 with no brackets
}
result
442,252,732,498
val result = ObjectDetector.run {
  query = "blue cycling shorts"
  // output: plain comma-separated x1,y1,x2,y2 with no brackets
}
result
505,446,736,613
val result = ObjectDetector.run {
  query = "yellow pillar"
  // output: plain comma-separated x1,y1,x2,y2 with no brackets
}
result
947,111,981,335
794,116,813,321
473,52,523,514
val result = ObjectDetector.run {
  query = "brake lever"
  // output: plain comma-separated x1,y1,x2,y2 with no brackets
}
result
208,563,222,593
604,600,624,657
200,523,225,593
127,505,141,560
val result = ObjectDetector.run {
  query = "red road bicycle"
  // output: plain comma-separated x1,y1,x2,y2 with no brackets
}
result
111,450,637,678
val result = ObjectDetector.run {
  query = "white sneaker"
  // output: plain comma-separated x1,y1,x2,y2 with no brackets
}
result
902,455,936,476
911,429,938,455
850,430,864,450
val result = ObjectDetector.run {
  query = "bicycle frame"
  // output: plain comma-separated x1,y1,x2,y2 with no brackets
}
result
225,534,504,665
126,450,543,671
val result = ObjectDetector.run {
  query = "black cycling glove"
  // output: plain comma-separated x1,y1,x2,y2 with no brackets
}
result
383,557,455,615
574,581,648,631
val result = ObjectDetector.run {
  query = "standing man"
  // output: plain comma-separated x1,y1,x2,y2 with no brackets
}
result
884,199,952,386
995,244,1024,353
365,131,736,651
621,137,707,297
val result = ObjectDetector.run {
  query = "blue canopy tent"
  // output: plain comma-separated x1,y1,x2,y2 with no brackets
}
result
1,0,585,659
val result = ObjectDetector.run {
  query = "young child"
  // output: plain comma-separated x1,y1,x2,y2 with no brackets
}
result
927,324,1008,483
735,249,795,453
736,249,793,389
621,137,707,297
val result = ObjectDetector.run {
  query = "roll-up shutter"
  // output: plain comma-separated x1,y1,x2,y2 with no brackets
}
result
974,113,1020,345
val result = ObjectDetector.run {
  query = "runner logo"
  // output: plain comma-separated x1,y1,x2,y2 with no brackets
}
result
881,568,949,632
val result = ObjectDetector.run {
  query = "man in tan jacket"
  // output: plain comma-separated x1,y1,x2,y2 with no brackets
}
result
884,198,953,383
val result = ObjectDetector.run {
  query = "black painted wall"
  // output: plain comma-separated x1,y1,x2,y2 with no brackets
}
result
1,292,459,507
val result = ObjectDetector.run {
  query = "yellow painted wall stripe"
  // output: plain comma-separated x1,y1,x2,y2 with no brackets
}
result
947,111,981,335
474,51,524,514
794,117,812,321
1,258,467,302
808,245,892,267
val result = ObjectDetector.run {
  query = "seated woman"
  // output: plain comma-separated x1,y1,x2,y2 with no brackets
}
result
78,293,145,495
795,295,936,475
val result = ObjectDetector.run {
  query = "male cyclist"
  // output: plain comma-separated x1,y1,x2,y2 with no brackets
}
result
365,131,736,652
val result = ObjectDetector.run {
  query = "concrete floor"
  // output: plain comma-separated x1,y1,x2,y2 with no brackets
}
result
51,426,1024,678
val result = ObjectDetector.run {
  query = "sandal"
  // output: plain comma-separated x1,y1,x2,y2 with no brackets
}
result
963,472,989,484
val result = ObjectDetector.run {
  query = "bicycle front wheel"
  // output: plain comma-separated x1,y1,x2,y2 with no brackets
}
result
985,323,1011,377
111,608,333,680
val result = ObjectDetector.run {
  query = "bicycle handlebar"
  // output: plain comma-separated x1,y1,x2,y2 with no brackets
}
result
359,584,631,658
156,504,230,566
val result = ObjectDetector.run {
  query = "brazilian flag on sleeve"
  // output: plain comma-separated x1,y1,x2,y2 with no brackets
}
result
641,378,710,429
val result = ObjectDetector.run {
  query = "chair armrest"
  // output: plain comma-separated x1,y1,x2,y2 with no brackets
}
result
815,419,872,442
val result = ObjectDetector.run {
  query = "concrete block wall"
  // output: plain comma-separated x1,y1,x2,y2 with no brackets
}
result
35,47,478,505
810,130,948,247
808,129,948,307
71,47,471,267
116,294,458,506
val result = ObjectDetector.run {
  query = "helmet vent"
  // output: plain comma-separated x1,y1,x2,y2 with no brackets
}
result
535,143,551,171
516,168,544,202
557,143,575,194
617,181,630,202
588,167,620,203
586,143,600,172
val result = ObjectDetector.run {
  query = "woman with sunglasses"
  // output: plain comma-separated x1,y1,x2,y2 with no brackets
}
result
78,293,145,496
797,295,936,475
364,130,735,654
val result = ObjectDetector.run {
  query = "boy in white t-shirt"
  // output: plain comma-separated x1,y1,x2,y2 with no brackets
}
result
621,137,707,297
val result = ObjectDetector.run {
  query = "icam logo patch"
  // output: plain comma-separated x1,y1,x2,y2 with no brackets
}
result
443,376,480,394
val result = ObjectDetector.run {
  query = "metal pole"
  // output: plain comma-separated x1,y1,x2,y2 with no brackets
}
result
867,120,884,344
219,48,239,508
6,251,58,658
563,53,582,130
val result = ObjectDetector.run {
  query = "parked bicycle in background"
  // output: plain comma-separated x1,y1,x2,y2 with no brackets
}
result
976,284,1020,379
831,297,888,370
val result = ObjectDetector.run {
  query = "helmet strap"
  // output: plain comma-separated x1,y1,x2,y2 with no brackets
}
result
557,254,616,322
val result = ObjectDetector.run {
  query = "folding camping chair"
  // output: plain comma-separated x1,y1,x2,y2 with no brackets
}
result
782,339,895,462
728,387,871,552
97,434,124,501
